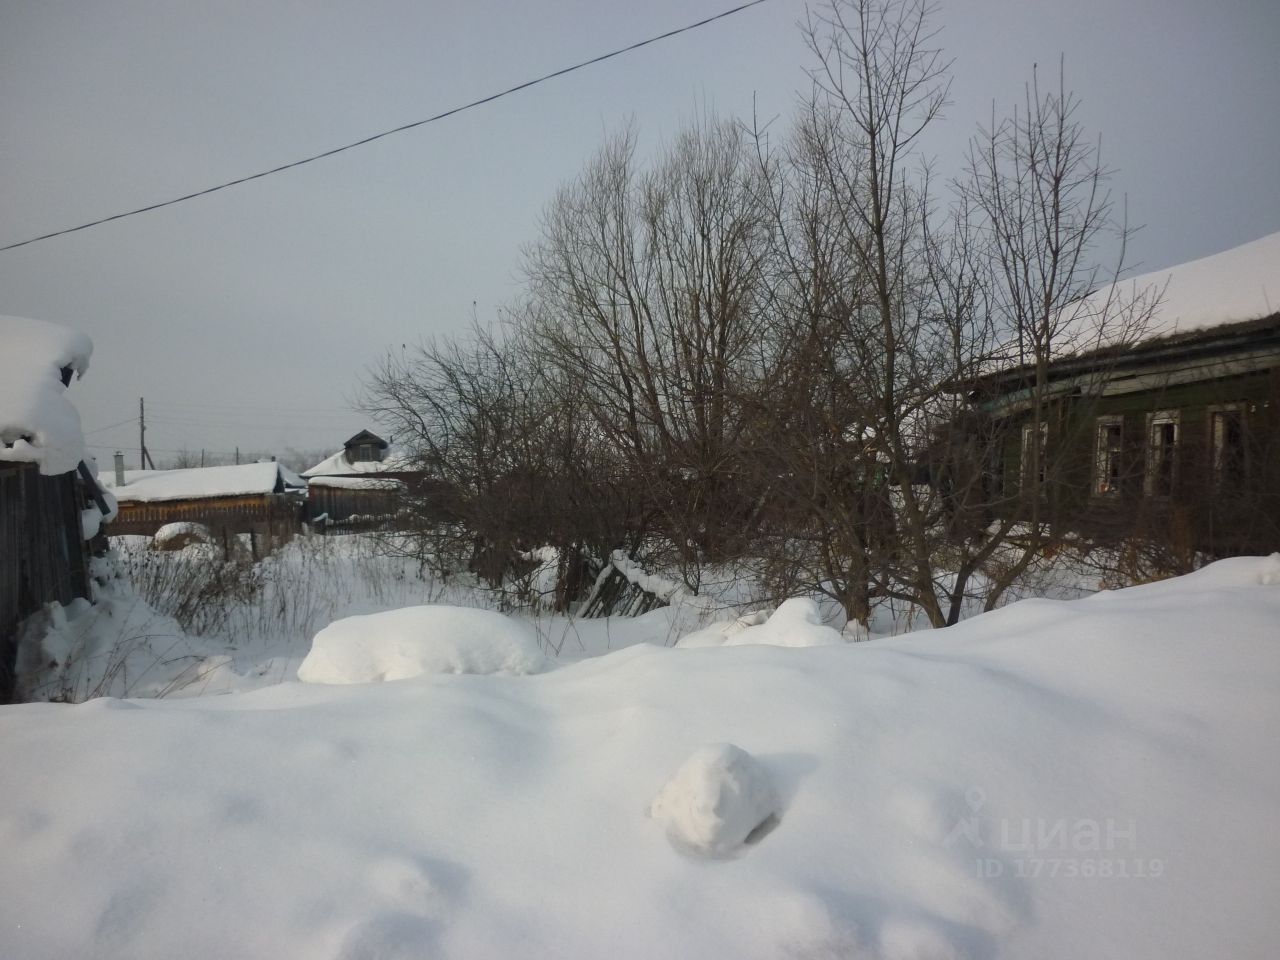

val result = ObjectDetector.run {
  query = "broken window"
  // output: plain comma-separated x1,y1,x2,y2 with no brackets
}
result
1093,415,1124,498
1021,420,1048,489
1144,410,1179,498
1209,405,1247,492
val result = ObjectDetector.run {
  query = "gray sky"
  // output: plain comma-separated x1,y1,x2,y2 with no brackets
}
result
3,0,1278,468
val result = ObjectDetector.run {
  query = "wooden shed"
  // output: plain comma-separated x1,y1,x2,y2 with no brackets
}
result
101,461,306,540
301,430,428,527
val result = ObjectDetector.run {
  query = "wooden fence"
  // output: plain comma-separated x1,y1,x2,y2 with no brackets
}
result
1,463,90,702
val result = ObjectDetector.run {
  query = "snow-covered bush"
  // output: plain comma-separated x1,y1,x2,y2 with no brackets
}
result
152,521,213,552
298,605,550,683
677,598,845,648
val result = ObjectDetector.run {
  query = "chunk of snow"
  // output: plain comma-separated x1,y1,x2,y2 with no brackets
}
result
648,743,780,857
298,605,549,683
678,598,844,648
152,522,214,549
1257,553,1280,586
0,314,93,476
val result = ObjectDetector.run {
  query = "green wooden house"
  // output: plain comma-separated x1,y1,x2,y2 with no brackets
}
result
966,232,1280,557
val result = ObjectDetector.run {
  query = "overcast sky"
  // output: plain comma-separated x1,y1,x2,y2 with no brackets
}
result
3,0,1277,469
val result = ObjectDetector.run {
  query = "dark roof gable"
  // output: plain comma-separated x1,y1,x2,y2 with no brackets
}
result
343,430,388,451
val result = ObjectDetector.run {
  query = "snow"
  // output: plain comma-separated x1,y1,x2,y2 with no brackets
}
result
13,588,229,702
609,550,688,603
100,461,305,503
298,605,549,683
307,475,406,491
301,449,415,478
2,553,1278,957
152,521,213,547
0,314,93,476
678,597,846,648
648,742,780,857
1063,229,1280,347
2,547,1280,960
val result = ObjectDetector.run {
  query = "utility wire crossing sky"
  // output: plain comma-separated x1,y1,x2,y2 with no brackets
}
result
0,0,770,254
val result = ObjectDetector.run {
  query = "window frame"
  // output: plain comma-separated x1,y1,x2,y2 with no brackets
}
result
1143,409,1180,498
1207,403,1248,492
1020,419,1048,490
1092,414,1125,499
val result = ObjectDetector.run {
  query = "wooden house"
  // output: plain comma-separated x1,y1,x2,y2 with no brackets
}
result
301,430,423,527
1,315,113,702
967,232,1280,556
101,461,306,540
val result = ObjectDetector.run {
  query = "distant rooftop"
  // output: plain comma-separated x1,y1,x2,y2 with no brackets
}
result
100,462,305,503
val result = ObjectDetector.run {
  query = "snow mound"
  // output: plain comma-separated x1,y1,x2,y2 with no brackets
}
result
678,597,845,648
153,522,213,550
648,742,780,857
1257,553,1280,586
298,605,549,684
0,314,93,476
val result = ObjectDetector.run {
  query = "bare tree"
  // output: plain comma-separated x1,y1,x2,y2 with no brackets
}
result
754,1,1154,627
364,320,638,606
956,61,1157,611
525,117,777,583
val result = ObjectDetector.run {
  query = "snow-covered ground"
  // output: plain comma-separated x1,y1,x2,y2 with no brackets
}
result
2,552,1278,958
14,534,770,701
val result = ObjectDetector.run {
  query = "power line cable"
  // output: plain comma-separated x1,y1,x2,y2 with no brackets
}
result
83,416,139,436
0,0,771,254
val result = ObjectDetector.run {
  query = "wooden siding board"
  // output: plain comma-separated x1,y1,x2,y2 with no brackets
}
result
1,464,91,702
990,367,1279,554
105,494,304,538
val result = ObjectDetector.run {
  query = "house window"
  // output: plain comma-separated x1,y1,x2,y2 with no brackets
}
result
1144,410,1179,498
1209,405,1247,492
352,443,381,463
1021,420,1047,488
1093,415,1124,498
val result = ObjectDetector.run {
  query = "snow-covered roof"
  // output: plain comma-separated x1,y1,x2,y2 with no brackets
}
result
0,314,93,476
307,475,406,491
101,462,305,504
1063,230,1279,347
301,449,414,478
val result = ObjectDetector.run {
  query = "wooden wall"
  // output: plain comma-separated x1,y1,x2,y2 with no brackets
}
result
993,367,1280,555
106,493,304,539
0,464,90,703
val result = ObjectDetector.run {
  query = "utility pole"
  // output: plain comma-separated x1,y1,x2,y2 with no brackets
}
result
139,397,155,470
235,446,240,465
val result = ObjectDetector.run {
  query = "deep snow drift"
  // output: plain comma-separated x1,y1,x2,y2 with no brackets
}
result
2,556,1279,958
298,605,549,683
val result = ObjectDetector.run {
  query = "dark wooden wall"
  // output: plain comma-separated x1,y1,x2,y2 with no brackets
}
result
0,463,90,703
105,493,304,539
994,367,1280,555
306,486,401,525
